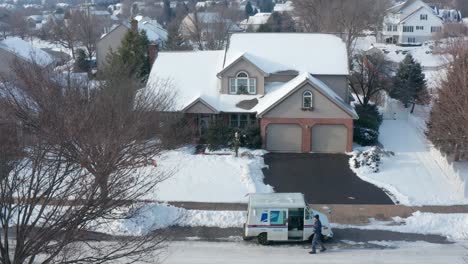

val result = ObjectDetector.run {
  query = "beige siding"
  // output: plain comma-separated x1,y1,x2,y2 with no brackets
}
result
314,75,349,102
266,124,302,152
220,58,265,95
184,101,216,114
263,83,351,119
311,124,347,153
96,25,128,70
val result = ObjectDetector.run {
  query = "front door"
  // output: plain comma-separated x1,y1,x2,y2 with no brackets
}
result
268,209,288,241
197,114,213,136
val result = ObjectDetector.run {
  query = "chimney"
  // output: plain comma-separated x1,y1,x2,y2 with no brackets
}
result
148,43,158,66
131,19,138,32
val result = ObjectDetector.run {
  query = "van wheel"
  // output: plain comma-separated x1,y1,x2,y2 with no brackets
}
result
257,233,269,245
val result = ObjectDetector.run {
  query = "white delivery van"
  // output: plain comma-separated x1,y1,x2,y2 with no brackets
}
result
243,193,333,245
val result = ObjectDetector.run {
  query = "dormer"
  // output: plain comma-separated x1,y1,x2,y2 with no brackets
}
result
217,54,269,95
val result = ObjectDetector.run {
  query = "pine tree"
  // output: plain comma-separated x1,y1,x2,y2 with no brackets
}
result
74,48,89,72
163,0,173,24
164,22,192,51
390,54,429,113
245,1,255,17
112,25,151,82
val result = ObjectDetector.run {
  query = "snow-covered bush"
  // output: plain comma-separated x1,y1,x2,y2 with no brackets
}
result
353,104,383,146
351,146,394,173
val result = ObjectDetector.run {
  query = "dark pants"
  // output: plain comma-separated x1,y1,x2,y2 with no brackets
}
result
311,234,325,252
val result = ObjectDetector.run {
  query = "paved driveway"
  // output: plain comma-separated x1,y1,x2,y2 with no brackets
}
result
262,153,394,204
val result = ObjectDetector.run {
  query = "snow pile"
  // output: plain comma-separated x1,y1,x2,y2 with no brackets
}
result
142,146,273,202
334,211,468,241
350,146,394,173
97,203,246,236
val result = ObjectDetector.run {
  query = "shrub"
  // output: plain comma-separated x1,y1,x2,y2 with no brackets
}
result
239,125,262,149
353,104,383,146
206,122,262,151
206,121,234,151
160,116,194,149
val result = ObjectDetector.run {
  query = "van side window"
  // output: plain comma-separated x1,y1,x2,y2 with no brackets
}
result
270,210,286,225
260,212,268,223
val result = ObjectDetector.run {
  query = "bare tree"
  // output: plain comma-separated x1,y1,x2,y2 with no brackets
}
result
349,50,393,106
45,14,77,59
72,11,104,60
0,56,176,263
293,0,391,61
181,5,238,50
427,38,468,161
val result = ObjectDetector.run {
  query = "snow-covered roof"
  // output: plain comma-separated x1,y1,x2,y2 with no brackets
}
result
0,37,53,66
147,51,225,111
240,12,271,26
148,33,353,115
105,18,168,43
273,1,293,12
253,72,358,118
225,33,349,75
249,193,306,208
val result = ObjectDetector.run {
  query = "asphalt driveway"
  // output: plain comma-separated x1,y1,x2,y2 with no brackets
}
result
262,153,394,204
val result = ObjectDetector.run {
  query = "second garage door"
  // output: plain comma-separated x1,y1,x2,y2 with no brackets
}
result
266,124,302,153
311,124,347,153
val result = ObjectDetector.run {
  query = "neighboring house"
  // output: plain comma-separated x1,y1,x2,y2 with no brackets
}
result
147,33,358,153
380,0,444,44
240,13,271,31
0,37,54,78
27,15,43,30
96,17,168,70
180,12,242,39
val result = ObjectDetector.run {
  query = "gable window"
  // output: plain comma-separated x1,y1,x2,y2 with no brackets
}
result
228,71,257,95
420,14,427,20
302,91,313,109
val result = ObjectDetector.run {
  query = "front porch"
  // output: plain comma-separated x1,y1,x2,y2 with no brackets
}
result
187,113,259,138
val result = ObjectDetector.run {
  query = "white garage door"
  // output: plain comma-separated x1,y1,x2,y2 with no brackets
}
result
311,125,347,153
266,124,302,153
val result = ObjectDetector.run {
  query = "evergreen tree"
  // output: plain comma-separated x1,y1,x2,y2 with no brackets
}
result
74,48,89,72
257,12,295,32
245,1,255,17
390,54,429,113
163,0,173,24
164,22,192,51
258,0,274,12
111,26,151,82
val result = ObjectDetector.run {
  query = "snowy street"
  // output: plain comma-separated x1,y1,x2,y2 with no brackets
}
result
162,241,468,264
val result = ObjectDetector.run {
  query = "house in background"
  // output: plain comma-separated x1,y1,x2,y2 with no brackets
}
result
0,37,54,79
380,0,444,44
147,33,358,153
240,13,271,31
96,16,168,70
180,12,242,40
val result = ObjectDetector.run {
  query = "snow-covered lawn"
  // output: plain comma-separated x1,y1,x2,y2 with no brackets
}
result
351,119,468,205
96,203,245,236
141,146,273,203
333,211,468,241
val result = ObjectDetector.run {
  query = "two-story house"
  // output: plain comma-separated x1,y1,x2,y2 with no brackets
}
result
147,33,358,153
380,0,444,44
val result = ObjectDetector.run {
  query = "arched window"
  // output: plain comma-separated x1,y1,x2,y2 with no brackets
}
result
303,91,313,109
229,71,257,95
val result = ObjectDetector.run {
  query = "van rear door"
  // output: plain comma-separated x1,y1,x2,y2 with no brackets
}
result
267,209,288,241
